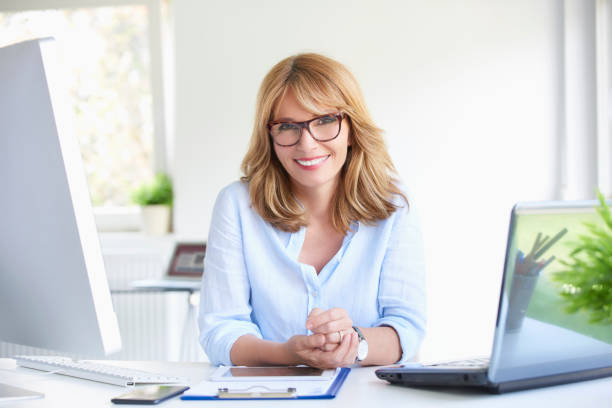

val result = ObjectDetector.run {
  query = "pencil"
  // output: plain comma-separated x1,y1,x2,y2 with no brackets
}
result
533,228,568,260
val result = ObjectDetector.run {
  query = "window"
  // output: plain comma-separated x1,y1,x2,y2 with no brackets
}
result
596,0,612,197
561,0,611,199
0,1,167,219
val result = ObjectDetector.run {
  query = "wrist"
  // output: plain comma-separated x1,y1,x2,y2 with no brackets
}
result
352,326,369,363
232,335,303,366
282,338,304,366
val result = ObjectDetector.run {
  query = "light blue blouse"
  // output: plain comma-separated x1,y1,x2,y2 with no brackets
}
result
198,181,426,366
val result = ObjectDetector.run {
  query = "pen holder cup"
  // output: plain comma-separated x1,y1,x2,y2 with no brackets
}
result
506,274,539,332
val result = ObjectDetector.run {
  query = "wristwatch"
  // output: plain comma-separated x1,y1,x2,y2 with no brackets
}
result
352,326,368,362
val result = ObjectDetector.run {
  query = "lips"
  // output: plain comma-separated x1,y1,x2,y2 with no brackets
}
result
295,155,329,166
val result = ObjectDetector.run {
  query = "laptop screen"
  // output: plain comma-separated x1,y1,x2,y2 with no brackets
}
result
489,200,612,383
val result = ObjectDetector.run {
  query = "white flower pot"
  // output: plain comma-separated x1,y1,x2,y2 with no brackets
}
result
140,205,171,235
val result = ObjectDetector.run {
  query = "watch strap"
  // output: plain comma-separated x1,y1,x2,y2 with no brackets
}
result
352,326,368,362
352,326,365,342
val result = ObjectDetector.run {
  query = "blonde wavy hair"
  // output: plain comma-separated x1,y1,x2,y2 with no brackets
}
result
241,53,407,233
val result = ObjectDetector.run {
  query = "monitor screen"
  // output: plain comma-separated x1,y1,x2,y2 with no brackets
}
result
0,38,121,357
490,200,612,383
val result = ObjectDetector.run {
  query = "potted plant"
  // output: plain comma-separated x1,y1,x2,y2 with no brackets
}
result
131,173,173,235
553,191,612,324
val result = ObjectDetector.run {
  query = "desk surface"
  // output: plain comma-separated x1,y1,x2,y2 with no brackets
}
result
1,359,610,407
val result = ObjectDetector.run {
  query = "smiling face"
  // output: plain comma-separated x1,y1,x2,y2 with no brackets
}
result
272,88,351,197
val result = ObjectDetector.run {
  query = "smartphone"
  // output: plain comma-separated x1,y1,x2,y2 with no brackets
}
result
111,385,189,405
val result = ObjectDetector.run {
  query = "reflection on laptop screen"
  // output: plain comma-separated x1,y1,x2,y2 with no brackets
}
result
491,201,612,383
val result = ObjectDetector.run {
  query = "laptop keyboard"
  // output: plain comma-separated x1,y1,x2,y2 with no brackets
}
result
426,357,490,368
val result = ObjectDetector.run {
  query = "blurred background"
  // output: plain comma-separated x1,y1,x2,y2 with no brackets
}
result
0,0,609,363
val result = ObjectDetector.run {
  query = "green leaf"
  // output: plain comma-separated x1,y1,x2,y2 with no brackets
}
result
552,191,612,325
130,173,173,206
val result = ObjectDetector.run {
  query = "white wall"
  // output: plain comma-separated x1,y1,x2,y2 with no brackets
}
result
173,0,568,361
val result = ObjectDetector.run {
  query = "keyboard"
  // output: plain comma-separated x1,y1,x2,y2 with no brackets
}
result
15,355,188,387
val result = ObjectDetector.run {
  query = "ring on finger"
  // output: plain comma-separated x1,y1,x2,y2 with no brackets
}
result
338,330,343,343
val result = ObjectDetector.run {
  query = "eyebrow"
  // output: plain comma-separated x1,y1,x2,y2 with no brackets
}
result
273,112,335,122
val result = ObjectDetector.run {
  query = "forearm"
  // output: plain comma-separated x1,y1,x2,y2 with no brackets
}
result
358,326,402,366
230,334,301,366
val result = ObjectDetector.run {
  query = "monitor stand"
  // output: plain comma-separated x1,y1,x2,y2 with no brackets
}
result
0,382,44,402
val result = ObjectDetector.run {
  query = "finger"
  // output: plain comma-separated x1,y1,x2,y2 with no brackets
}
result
327,327,352,364
310,317,353,335
304,334,350,369
341,331,359,366
320,343,339,352
306,307,346,330
298,348,334,370
308,310,353,334
307,307,324,319
296,333,326,350
306,308,325,333
325,328,349,344
325,332,339,344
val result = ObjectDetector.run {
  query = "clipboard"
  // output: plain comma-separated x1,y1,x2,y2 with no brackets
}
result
181,367,350,400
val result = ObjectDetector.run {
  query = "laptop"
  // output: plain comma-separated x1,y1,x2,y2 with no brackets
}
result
376,200,612,393
131,242,206,291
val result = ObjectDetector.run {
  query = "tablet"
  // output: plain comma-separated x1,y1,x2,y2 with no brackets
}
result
209,366,337,382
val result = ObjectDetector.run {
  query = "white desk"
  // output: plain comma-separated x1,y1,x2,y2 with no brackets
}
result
1,359,610,407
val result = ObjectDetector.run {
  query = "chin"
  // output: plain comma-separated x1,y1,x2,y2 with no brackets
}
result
292,174,337,190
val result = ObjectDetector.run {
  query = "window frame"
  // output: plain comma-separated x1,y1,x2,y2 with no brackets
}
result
0,0,171,231
560,0,611,199
596,0,612,197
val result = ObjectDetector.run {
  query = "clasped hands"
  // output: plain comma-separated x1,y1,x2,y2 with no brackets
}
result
286,307,359,369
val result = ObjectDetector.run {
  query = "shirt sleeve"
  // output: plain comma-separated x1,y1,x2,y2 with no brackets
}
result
198,184,262,366
373,195,427,364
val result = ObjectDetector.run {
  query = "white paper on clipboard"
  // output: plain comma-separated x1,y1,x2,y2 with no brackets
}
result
209,366,336,382
183,367,341,398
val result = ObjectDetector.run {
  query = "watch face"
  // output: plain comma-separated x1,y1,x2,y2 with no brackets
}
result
357,339,368,361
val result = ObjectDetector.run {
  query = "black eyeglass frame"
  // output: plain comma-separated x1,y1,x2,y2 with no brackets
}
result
267,112,346,147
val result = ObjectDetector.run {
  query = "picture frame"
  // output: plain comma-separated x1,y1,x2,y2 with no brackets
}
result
167,242,206,278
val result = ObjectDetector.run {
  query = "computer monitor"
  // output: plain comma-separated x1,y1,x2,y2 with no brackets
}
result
0,38,122,396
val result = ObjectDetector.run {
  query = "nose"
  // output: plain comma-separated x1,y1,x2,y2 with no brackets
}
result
296,125,318,149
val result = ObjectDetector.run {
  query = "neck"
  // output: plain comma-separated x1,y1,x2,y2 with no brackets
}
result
293,178,339,222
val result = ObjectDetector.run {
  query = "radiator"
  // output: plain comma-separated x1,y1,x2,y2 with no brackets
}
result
1,236,208,362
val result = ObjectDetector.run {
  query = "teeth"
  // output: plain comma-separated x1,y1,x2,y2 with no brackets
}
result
296,156,328,166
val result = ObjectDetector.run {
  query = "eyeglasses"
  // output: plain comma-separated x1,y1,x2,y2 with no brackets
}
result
267,113,345,147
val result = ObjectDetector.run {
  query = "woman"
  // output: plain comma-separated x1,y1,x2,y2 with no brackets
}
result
199,53,425,369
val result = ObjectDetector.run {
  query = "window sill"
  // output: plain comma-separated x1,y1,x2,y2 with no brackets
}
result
94,205,141,233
